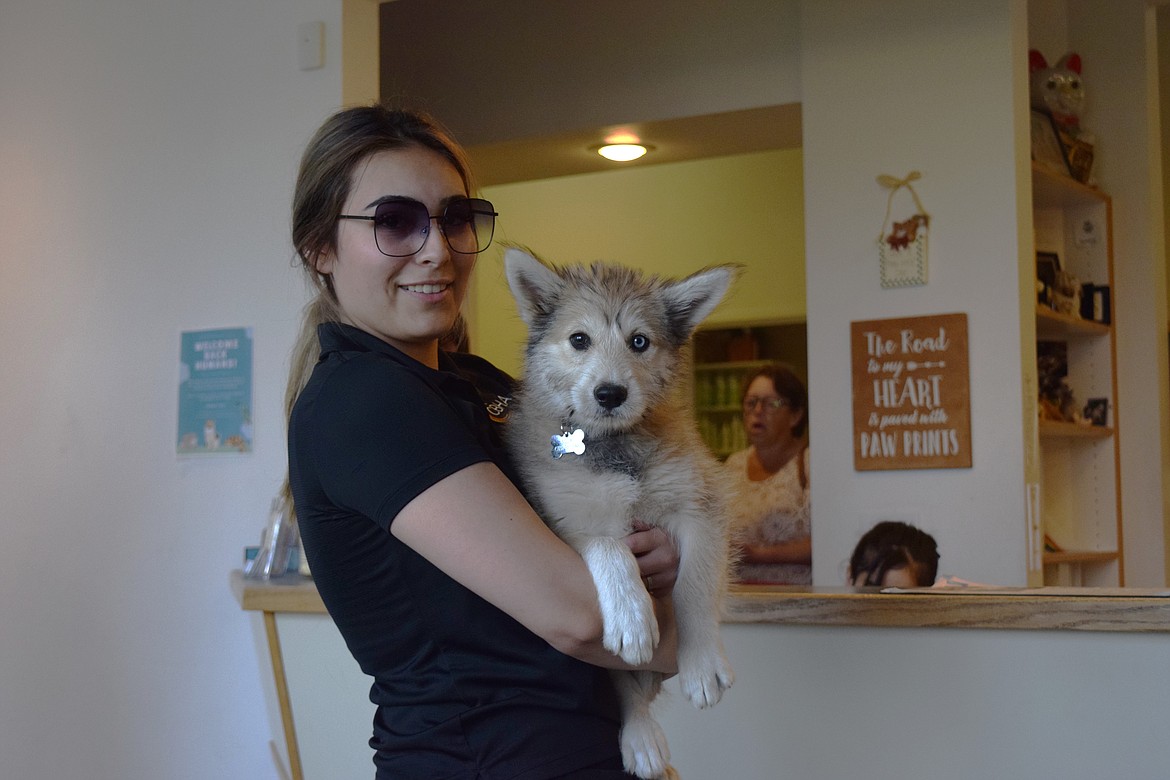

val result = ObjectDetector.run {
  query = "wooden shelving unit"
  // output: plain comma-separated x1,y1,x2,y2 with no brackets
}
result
1031,163,1124,586
1038,419,1113,439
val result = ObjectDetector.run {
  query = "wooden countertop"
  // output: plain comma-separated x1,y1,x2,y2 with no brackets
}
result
231,571,1170,633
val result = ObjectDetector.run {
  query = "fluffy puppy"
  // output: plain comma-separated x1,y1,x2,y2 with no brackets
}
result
503,247,736,780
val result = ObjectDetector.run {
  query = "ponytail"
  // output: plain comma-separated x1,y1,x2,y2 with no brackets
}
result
279,293,339,522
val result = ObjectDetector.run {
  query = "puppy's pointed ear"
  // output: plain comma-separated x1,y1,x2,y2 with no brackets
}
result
662,265,738,344
504,247,562,326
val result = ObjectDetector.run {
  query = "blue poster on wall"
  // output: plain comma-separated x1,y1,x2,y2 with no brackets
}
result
177,327,254,456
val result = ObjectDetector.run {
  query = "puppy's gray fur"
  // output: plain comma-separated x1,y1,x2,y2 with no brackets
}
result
503,247,736,780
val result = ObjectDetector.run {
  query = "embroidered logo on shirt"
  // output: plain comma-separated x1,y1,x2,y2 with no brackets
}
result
485,394,512,423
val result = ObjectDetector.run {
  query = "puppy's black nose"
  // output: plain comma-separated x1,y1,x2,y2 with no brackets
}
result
594,383,628,409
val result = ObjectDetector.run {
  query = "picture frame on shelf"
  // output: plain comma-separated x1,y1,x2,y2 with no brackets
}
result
1079,282,1111,324
1055,125,1094,184
1084,397,1109,427
1030,110,1069,177
1036,251,1061,305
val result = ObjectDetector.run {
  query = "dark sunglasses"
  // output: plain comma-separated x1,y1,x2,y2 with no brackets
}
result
338,197,498,257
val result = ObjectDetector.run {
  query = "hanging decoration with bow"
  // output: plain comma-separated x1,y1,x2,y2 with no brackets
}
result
877,171,930,288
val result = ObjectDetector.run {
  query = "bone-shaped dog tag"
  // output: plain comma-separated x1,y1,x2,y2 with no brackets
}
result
550,427,585,458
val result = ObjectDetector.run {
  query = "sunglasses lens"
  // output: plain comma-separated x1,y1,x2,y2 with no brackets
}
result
368,198,496,256
441,198,496,254
372,201,429,256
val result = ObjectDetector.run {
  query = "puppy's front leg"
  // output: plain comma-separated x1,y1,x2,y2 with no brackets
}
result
671,517,734,709
579,535,659,665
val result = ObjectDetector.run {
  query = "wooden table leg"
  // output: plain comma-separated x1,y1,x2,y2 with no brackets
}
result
264,611,304,780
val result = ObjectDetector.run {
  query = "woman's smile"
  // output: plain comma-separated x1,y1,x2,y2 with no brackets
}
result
399,280,453,296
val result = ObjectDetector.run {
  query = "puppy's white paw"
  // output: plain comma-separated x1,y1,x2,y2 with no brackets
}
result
679,652,734,710
620,713,677,779
602,586,659,665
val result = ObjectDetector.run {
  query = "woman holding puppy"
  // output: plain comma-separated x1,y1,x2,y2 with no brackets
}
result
283,104,679,779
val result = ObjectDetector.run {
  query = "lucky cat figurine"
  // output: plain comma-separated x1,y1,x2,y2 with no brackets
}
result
1029,49,1085,133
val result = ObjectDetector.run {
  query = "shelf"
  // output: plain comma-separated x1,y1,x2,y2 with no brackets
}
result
695,359,772,372
1038,419,1113,439
1043,550,1120,566
1035,306,1110,339
1031,162,1109,208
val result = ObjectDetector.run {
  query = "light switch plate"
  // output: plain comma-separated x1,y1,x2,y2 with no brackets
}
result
297,21,324,71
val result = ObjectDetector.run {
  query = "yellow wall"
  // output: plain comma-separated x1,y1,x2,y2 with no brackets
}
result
471,147,806,376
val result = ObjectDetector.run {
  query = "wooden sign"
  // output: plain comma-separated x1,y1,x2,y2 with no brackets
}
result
851,313,971,470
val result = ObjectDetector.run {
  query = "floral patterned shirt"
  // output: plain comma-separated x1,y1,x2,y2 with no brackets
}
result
723,447,811,585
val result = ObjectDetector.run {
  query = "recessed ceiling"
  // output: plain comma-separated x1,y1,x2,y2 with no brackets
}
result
466,103,803,187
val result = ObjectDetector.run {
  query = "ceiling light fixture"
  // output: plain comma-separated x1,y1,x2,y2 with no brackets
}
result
596,142,651,162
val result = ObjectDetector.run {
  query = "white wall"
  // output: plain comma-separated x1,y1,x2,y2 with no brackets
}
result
802,0,1032,584
0,1,341,777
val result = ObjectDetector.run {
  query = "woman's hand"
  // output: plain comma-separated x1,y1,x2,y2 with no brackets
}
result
625,522,680,598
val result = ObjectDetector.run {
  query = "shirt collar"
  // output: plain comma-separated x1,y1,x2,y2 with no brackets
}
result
317,321,463,377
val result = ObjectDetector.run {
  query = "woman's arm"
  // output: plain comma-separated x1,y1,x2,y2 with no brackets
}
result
391,461,678,673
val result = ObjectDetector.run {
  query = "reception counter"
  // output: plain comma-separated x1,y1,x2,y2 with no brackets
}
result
232,573,1170,779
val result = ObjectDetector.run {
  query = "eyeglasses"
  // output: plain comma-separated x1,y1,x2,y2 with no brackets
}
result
742,396,788,413
337,197,498,257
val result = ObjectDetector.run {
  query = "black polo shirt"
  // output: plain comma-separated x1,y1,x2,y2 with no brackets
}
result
288,323,621,779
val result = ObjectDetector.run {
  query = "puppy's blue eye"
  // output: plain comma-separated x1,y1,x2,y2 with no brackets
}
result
569,332,591,350
629,334,650,352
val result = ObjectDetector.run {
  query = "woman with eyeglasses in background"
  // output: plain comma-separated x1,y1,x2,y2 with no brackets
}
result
281,104,680,779
722,363,812,585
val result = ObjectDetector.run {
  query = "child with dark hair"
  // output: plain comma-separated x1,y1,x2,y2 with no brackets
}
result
847,521,939,588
